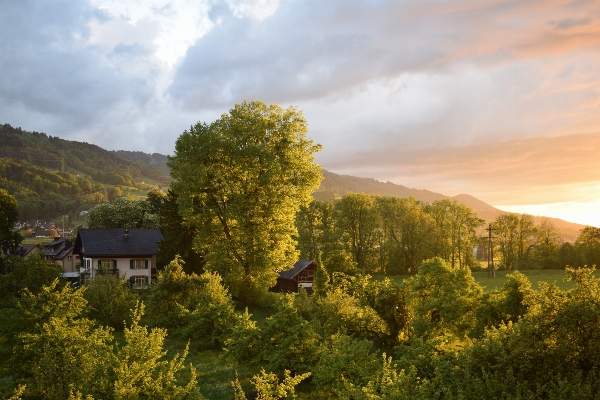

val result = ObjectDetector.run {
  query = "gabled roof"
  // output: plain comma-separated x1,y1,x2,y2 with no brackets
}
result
278,260,315,280
16,244,38,257
44,237,73,260
74,229,164,257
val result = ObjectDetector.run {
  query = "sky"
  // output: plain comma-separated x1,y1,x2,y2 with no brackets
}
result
1,0,600,226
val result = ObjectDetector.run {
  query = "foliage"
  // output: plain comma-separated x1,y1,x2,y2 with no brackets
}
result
341,354,419,400
0,189,22,261
10,281,114,399
87,196,160,229
471,271,533,338
4,279,203,400
333,194,381,273
0,254,63,307
376,196,435,275
315,287,389,342
83,274,139,329
169,100,322,302
113,303,204,399
403,257,483,338
232,369,311,400
157,189,203,272
0,124,170,220
312,333,380,394
226,295,321,374
147,256,237,345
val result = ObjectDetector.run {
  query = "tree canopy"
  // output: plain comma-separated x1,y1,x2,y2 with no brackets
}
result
168,100,322,302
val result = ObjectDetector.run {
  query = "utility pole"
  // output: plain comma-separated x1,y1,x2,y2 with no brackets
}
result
486,224,495,278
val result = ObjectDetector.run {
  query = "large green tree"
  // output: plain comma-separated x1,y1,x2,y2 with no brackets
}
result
169,100,322,303
0,188,22,263
87,196,160,229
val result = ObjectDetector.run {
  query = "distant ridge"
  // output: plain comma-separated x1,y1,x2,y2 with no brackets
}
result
315,170,585,242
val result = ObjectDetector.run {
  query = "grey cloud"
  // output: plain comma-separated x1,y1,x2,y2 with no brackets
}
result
551,18,592,30
169,0,600,111
0,0,157,138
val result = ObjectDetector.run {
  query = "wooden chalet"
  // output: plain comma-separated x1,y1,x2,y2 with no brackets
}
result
271,260,316,294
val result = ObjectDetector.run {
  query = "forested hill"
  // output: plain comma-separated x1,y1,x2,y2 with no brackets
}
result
315,170,585,241
110,150,170,176
0,124,171,220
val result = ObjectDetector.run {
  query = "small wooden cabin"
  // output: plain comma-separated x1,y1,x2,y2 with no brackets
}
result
272,260,316,294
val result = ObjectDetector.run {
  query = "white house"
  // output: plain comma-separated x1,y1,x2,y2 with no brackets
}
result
73,228,164,288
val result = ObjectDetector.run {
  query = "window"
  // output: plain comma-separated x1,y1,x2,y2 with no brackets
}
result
99,259,115,270
132,276,147,285
130,259,148,269
84,259,92,270
68,256,72,261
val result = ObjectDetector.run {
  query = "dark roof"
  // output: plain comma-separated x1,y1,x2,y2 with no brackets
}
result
74,229,164,257
278,260,315,280
16,244,38,257
44,237,73,260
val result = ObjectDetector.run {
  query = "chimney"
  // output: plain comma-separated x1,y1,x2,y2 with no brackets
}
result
124,229,129,240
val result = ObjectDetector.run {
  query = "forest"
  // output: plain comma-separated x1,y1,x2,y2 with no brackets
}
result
1,101,600,399
0,124,171,221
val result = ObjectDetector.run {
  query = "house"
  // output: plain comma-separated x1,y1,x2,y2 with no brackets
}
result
15,244,40,258
35,230,54,238
44,237,77,279
271,260,316,294
73,228,164,288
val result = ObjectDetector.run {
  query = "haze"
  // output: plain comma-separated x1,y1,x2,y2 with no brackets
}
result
1,0,599,226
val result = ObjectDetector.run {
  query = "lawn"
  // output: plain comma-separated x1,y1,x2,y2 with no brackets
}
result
382,268,600,292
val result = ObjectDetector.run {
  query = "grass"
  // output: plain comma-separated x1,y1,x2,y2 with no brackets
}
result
382,268,600,292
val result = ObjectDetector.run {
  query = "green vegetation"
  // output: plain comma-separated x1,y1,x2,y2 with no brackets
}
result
0,124,171,221
4,101,600,399
168,100,322,303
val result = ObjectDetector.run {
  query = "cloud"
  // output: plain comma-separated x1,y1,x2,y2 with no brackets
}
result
169,0,600,110
2,0,600,222
327,132,600,205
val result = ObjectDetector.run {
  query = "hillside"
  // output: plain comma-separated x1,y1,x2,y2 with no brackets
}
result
0,124,172,220
2,125,583,241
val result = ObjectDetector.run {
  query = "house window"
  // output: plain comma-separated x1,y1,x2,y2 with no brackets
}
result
68,256,72,261
84,259,92,270
132,276,147,285
99,259,114,270
131,259,148,269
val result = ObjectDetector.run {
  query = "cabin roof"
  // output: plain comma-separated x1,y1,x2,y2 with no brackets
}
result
278,260,315,280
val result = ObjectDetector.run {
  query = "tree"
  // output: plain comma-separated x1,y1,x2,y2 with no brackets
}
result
493,214,537,270
156,189,203,273
107,186,124,201
87,197,160,229
333,194,381,274
169,100,322,303
0,188,22,261
403,257,483,338
575,226,600,267
427,200,483,270
376,196,435,274
83,274,139,329
146,256,237,346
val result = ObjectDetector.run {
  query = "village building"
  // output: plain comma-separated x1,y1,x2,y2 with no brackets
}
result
271,260,316,294
73,228,164,288
15,244,40,258
44,237,77,279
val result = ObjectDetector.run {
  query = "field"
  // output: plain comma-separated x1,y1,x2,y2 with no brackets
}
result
384,268,600,292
